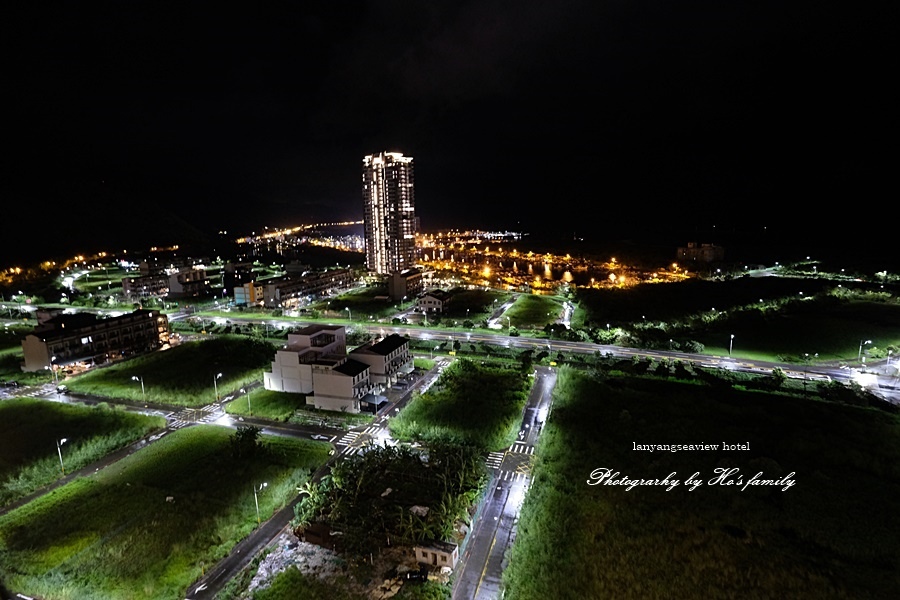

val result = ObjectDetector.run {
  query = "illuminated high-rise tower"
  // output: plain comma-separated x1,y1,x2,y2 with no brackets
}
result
362,151,416,274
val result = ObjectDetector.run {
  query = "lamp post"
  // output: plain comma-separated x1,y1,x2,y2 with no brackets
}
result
214,372,223,402
131,375,145,402
729,334,734,356
48,355,59,386
241,387,252,416
254,482,268,526
56,438,68,475
506,316,511,334
858,339,872,362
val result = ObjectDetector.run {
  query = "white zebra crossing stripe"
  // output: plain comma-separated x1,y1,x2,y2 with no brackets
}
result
485,451,504,470
337,432,360,445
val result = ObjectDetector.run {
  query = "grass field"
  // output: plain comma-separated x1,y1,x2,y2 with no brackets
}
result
225,388,310,421
501,366,900,599
64,336,275,406
0,425,332,600
696,298,900,364
504,293,563,330
0,398,166,507
388,358,530,452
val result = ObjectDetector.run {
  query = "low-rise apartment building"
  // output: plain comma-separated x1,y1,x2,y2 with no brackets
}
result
21,309,169,372
263,325,406,413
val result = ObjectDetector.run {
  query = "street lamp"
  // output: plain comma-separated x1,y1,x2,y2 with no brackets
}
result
729,334,734,356
254,482,268,526
858,339,872,362
56,438,68,475
506,316,511,333
241,387,252,416
132,375,145,402
345,307,351,321
214,372,223,401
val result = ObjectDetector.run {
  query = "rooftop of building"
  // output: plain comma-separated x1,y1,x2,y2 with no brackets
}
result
333,358,370,377
353,333,408,356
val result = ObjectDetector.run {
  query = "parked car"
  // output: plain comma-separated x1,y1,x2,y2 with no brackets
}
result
56,385,69,394
3,381,19,387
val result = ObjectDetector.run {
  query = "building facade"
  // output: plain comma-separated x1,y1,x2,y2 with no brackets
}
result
362,152,416,275
388,268,425,301
350,333,414,386
21,309,169,372
263,325,406,413
417,289,451,313
122,266,210,299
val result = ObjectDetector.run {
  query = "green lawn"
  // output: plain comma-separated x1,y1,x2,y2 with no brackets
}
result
0,425,331,600
504,293,564,330
65,336,276,406
225,388,309,421
696,299,900,364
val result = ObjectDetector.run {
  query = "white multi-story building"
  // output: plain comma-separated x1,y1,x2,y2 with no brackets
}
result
263,325,347,393
262,324,391,413
362,151,416,275
350,333,414,386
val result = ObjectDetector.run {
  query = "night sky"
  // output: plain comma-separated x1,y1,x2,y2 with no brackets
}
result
5,1,894,266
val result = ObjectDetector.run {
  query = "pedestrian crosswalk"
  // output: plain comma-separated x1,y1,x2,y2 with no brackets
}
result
509,443,534,455
498,470,529,482
168,404,221,429
486,451,505,470
337,431,360,446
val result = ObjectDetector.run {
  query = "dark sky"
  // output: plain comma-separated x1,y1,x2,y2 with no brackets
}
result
4,1,894,266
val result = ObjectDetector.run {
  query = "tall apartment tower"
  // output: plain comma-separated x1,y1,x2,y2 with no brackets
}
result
362,151,416,274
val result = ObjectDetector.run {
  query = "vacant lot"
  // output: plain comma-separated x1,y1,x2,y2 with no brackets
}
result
65,336,275,406
0,425,331,600
389,358,530,452
0,398,166,507
502,366,900,599
504,293,563,330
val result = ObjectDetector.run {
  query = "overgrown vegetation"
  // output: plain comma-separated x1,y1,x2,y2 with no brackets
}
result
293,443,487,558
501,366,900,599
0,398,166,508
388,358,531,452
0,425,331,600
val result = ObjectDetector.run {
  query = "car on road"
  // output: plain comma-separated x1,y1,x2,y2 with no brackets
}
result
3,381,19,387
56,385,69,394
311,434,330,441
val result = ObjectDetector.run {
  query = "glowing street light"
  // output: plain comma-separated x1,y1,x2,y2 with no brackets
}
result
131,375,145,402
345,307,351,321
56,438,68,475
214,372,223,402
729,334,734,356
254,482,268,526
858,340,872,362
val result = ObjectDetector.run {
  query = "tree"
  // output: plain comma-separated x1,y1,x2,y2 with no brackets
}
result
230,425,262,459
770,367,787,386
